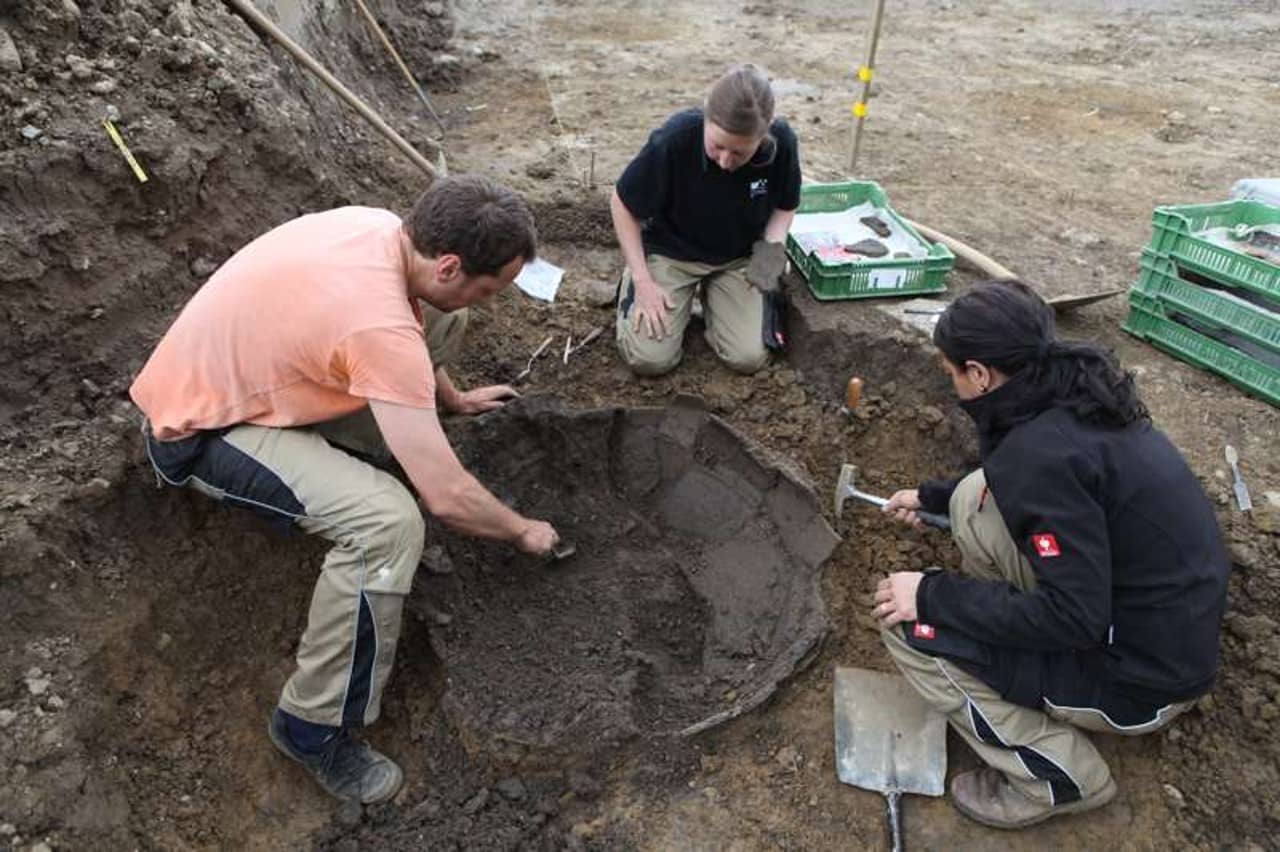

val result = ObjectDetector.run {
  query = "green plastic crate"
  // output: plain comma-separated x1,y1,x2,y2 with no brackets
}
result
1123,297,1280,407
1132,250,1280,356
785,181,954,301
1148,199,1280,306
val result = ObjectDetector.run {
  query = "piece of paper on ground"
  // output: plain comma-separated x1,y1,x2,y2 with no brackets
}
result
515,257,564,302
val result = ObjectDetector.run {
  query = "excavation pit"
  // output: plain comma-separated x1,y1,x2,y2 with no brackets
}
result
416,399,839,757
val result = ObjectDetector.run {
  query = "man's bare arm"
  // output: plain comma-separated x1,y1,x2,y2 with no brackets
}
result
370,399,557,554
434,367,518,415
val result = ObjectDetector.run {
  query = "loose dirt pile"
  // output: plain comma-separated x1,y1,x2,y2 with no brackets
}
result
0,0,451,425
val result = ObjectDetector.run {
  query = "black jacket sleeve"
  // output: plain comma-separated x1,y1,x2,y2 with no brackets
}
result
916,430,1113,651
917,477,961,514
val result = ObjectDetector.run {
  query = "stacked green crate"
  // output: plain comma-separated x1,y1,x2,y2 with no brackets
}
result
1123,199,1280,407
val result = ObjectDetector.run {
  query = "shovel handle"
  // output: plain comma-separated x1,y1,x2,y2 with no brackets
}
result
886,790,904,852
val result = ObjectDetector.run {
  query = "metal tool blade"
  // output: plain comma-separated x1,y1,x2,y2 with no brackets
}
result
1226,445,1253,512
834,667,946,797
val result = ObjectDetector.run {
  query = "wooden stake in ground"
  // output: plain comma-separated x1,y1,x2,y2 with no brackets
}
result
351,0,449,138
223,0,439,179
848,0,888,174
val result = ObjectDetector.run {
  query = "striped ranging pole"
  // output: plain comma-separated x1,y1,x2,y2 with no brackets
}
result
849,0,888,174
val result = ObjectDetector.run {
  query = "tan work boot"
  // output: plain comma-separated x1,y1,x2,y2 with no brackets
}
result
951,767,1117,829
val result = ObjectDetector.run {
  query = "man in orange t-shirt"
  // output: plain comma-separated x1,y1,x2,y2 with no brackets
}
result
131,175,558,805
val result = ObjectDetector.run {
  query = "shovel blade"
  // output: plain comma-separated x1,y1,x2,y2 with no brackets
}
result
834,667,947,798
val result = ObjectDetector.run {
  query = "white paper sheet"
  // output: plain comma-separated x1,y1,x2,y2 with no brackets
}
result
789,201,929,259
515,257,564,302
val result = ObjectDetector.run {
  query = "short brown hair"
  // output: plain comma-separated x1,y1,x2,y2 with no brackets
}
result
705,64,775,138
404,175,537,276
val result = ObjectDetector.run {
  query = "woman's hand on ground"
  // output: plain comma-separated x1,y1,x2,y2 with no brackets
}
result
873,571,923,628
883,488,924,529
631,279,674,340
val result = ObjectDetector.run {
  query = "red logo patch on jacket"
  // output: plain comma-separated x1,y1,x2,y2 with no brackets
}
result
1032,533,1061,558
913,623,936,640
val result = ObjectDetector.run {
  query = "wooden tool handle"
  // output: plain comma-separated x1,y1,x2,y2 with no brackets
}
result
846,377,864,410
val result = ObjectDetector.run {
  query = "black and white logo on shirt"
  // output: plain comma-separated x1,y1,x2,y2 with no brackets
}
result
749,178,768,199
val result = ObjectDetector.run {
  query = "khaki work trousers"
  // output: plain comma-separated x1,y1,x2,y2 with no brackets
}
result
882,469,1194,805
615,253,769,376
148,306,466,728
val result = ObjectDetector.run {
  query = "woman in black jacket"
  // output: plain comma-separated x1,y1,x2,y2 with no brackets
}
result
873,280,1229,829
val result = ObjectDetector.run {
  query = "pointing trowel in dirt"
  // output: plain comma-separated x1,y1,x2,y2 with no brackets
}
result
834,463,951,530
1225,445,1252,512
835,667,947,852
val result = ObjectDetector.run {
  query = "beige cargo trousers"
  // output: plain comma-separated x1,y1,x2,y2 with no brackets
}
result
615,253,769,375
143,306,466,729
882,470,1194,806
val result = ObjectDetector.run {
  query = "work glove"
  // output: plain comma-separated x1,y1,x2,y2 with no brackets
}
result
745,239,787,293
761,289,787,353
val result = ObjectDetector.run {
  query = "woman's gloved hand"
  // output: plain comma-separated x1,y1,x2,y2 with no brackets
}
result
746,239,787,292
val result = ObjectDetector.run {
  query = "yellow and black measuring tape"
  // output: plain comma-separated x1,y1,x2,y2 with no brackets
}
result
102,119,149,183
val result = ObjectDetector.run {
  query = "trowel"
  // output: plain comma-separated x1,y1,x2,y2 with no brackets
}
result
540,540,577,566
834,463,951,530
834,667,947,852
1225,445,1252,512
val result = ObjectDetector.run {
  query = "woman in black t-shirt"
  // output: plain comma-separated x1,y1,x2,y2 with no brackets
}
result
611,64,802,376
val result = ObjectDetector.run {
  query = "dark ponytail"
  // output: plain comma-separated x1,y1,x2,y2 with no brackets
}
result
934,280,1148,427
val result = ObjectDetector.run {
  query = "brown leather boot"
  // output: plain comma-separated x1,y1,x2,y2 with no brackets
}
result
951,767,1117,829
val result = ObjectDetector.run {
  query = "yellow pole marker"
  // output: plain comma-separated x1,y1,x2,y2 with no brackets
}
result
849,0,888,173
102,119,148,183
